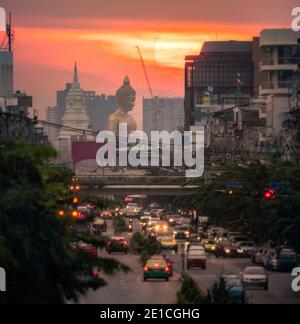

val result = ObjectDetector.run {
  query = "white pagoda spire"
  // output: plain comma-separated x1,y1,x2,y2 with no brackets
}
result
58,63,94,140
73,61,78,82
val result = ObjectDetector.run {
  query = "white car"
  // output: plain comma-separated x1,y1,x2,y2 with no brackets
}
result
241,266,269,290
188,244,205,253
187,250,207,270
237,241,256,257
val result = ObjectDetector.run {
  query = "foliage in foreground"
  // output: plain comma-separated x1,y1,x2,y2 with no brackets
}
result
0,141,128,304
177,273,245,305
193,161,300,250
113,216,127,234
130,232,161,264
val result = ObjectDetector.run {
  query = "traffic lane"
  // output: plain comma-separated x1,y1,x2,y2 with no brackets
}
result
206,257,300,304
80,249,180,304
247,271,300,304
80,221,180,304
180,254,300,304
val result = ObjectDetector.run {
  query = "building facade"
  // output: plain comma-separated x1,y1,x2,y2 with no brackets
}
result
185,41,254,130
56,85,117,133
0,52,13,98
44,106,59,145
259,29,300,136
143,97,184,136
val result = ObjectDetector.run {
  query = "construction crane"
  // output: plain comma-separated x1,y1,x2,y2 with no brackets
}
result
136,45,162,132
136,46,155,99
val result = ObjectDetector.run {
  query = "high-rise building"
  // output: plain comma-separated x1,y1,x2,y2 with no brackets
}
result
44,106,58,145
143,97,184,136
252,37,268,98
0,12,13,98
0,52,13,98
259,29,300,136
184,41,254,129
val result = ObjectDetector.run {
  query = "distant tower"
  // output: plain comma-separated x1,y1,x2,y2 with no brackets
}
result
59,63,94,140
0,11,14,97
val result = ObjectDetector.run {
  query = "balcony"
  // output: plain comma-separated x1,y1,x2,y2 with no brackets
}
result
260,57,300,72
259,81,291,96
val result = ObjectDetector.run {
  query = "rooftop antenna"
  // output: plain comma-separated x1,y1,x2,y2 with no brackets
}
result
1,11,13,51
7,12,12,51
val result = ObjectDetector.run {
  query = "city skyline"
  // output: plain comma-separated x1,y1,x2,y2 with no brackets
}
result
0,0,298,121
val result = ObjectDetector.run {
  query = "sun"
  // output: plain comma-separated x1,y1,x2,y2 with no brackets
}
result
154,34,204,69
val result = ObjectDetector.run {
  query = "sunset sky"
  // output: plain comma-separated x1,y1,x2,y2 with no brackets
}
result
0,0,298,125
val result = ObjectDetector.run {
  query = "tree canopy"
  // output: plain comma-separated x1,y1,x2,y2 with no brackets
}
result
0,141,128,304
193,161,300,250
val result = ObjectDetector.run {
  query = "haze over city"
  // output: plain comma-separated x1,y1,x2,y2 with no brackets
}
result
0,0,297,122
1,0,300,308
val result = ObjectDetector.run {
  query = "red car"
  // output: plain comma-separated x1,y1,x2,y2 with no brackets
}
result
100,210,113,219
106,236,129,254
187,250,206,270
76,241,98,256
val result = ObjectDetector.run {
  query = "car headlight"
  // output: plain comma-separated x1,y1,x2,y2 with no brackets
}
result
211,246,216,250
225,249,231,254
184,231,190,235
237,248,244,253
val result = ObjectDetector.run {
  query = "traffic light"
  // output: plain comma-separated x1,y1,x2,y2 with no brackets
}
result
263,189,276,200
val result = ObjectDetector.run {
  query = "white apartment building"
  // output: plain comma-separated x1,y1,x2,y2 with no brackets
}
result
259,29,300,135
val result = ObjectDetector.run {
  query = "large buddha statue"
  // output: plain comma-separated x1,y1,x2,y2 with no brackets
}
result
108,76,137,135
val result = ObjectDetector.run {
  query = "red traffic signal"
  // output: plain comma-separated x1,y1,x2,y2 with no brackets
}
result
263,189,276,200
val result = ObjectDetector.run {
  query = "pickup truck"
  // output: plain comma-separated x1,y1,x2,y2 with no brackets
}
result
187,250,206,270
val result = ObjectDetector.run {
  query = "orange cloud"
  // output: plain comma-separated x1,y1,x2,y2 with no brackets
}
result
13,17,268,120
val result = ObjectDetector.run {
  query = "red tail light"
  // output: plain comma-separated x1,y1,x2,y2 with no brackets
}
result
92,270,98,277
109,213,112,217
164,267,169,273
123,241,128,246
143,266,148,272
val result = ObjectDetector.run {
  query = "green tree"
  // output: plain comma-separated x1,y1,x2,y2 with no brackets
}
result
0,141,128,304
193,161,300,250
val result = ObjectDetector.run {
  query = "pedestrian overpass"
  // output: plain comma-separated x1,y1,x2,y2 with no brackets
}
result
80,184,198,196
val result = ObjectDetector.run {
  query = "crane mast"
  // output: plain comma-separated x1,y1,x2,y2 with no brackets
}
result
136,46,155,100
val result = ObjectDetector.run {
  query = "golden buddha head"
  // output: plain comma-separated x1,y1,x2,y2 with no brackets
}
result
116,76,136,112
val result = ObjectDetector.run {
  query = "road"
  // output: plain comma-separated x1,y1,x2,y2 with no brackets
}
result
79,220,180,304
80,220,300,305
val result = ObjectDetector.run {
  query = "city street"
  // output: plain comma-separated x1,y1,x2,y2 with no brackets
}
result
80,220,300,305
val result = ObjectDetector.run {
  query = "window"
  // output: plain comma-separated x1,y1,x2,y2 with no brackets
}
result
278,45,300,64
